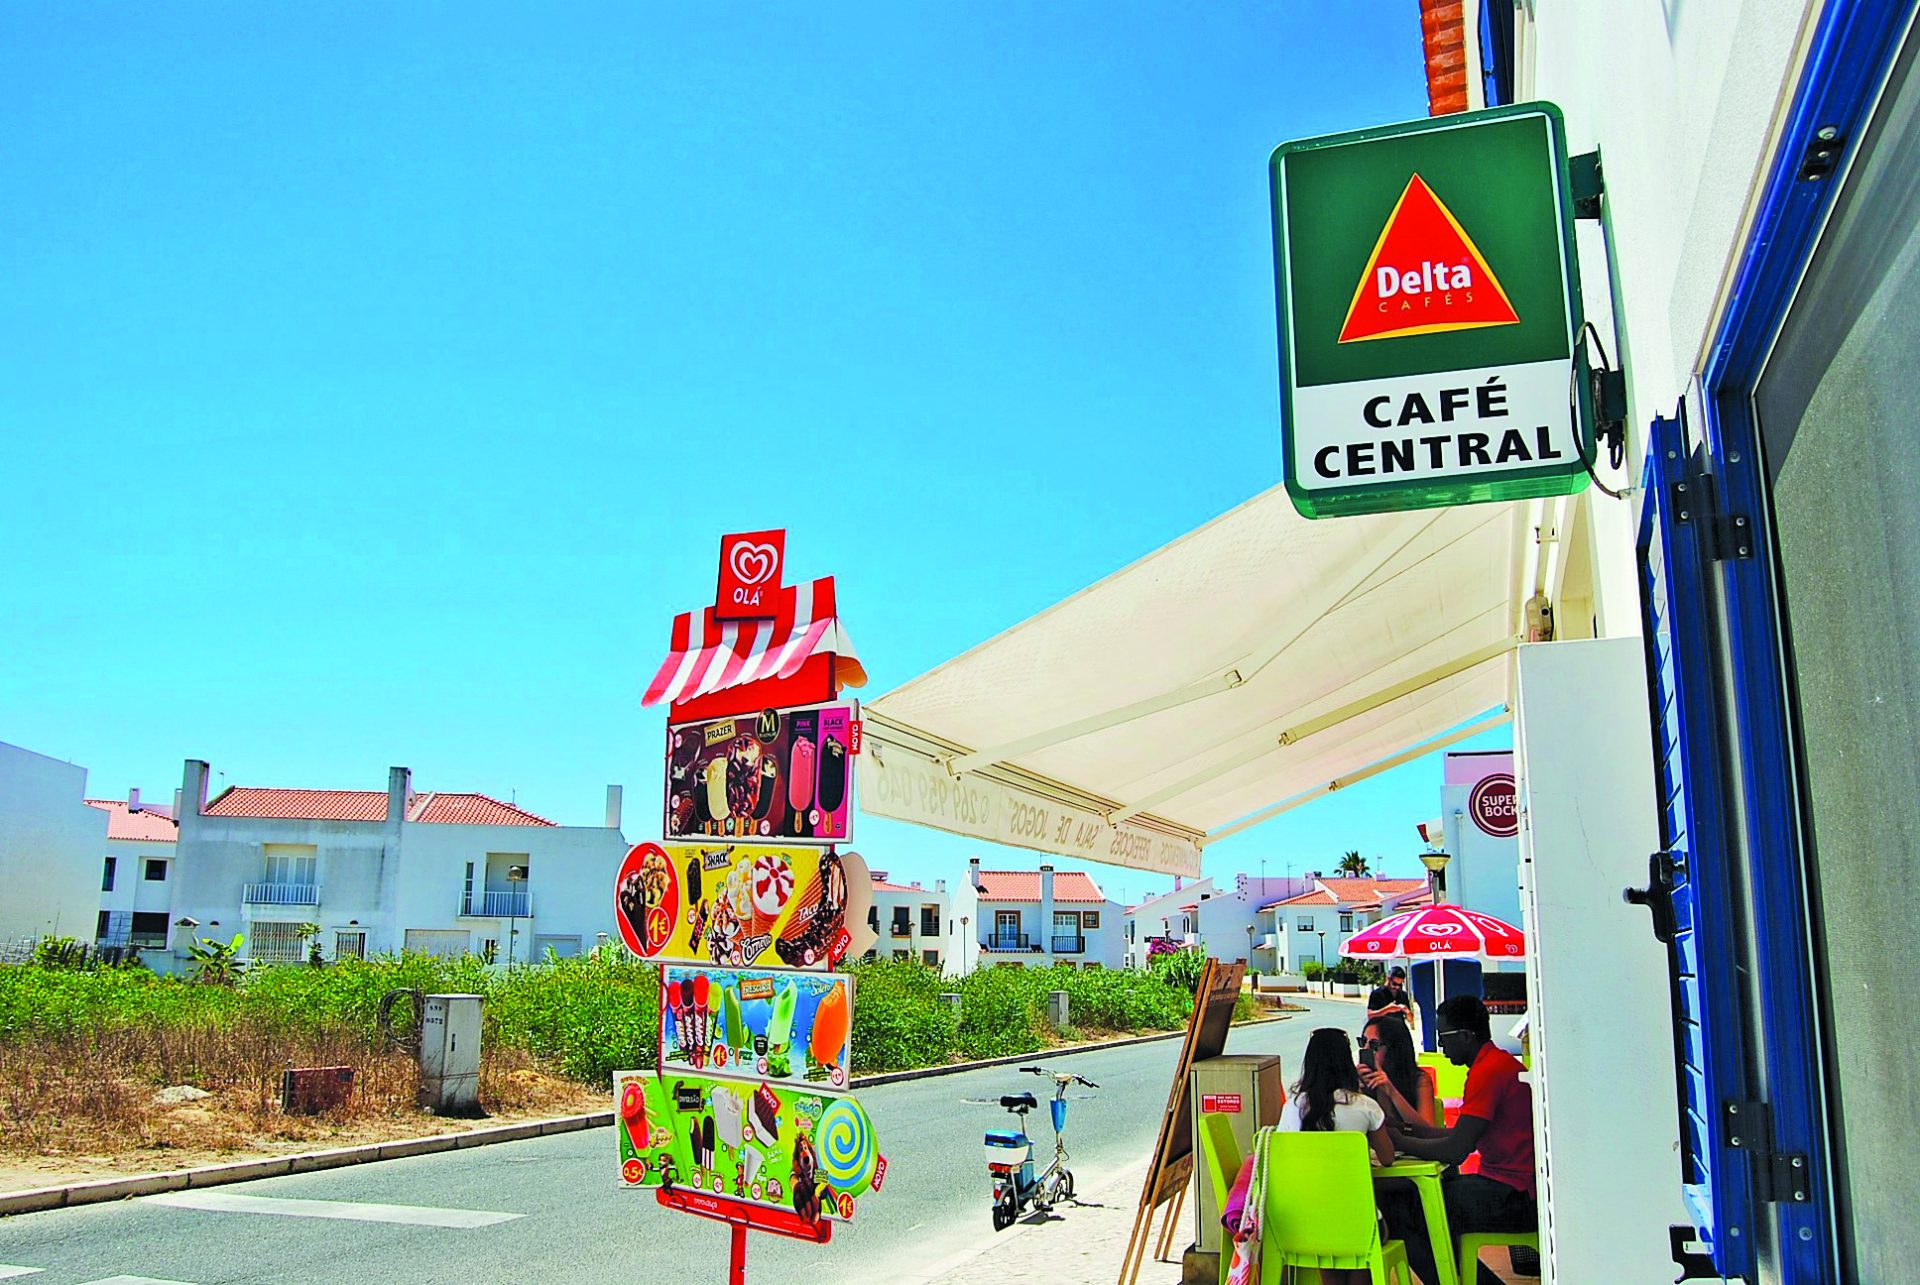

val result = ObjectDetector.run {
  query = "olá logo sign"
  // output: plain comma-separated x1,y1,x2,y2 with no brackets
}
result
1338,174,1519,343
716,529,787,620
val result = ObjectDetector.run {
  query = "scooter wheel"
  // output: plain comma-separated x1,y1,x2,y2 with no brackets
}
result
992,1192,1016,1232
1056,1170,1075,1202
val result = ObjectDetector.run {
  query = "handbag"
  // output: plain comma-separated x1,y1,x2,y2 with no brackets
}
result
1224,1127,1270,1285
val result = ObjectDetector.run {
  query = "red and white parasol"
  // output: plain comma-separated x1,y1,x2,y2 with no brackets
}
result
1339,904,1526,960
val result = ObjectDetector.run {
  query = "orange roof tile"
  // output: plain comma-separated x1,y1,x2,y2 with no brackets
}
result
407,793,556,827
85,799,178,843
975,870,1106,903
202,787,554,826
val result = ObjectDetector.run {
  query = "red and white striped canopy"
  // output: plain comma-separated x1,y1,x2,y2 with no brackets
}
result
1339,904,1526,959
642,576,866,708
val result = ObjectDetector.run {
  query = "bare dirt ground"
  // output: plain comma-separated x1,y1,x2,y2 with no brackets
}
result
0,1060,605,1194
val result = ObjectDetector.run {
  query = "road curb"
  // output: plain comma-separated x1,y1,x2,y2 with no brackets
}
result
0,1111,612,1219
0,1015,1297,1219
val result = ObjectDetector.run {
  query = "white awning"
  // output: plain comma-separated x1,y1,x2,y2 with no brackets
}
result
864,485,1537,876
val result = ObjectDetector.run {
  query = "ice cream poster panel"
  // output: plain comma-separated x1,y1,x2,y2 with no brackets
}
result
615,841,876,970
666,702,856,844
662,966,854,1089
617,1071,886,1223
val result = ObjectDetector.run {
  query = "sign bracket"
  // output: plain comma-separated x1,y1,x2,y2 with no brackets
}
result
1571,149,1605,219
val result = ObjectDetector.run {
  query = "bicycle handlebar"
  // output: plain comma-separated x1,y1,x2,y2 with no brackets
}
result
1018,1065,1099,1089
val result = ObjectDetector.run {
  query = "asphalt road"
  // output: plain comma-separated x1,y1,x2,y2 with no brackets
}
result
0,999,1354,1285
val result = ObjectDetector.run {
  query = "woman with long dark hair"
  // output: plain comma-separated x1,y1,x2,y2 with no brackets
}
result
1281,1026,1395,1164
1358,1014,1438,1131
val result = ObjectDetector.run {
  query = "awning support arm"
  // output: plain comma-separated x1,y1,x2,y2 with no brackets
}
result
1203,709,1513,843
1105,638,1516,825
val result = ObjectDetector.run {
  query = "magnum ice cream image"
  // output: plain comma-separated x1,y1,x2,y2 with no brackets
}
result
788,736,816,837
664,701,857,844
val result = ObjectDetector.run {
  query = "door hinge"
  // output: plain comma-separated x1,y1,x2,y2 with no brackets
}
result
1671,473,1753,560
1723,1099,1811,1203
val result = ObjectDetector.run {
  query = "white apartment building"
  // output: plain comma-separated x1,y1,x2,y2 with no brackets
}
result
1123,872,1312,970
0,741,109,949
89,790,180,953
968,858,1124,969
168,759,628,969
1263,875,1430,975
862,870,972,974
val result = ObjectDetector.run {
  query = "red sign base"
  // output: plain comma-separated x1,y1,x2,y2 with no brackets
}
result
654,1185,833,1245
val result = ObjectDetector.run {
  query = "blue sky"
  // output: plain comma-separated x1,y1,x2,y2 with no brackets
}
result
0,3,1508,908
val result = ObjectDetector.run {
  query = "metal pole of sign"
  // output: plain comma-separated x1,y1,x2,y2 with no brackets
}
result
729,1223,747,1285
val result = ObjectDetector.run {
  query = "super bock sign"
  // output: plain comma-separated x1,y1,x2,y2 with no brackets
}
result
1270,103,1592,518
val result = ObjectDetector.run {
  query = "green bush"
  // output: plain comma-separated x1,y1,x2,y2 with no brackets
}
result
0,951,1224,1087
1302,960,1326,981
1148,946,1207,994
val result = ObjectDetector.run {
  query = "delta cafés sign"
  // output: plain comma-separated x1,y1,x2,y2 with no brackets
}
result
1270,103,1593,518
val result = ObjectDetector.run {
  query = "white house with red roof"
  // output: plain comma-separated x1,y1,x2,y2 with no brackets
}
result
1263,874,1431,975
0,741,110,951
167,759,628,970
967,857,1123,969
862,870,972,975
89,790,180,953
1122,872,1313,971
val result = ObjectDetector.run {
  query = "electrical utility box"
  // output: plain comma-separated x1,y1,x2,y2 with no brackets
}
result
1189,1054,1285,1257
418,993,483,1116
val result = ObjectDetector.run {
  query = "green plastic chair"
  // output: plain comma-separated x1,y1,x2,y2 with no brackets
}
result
1260,1131,1411,1285
1417,1052,1468,1100
1458,1230,1540,1284
1199,1112,1243,1211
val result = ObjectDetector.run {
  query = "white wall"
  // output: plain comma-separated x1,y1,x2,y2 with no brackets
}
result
1516,638,1693,1283
866,879,956,972
1520,0,1819,632
0,742,108,945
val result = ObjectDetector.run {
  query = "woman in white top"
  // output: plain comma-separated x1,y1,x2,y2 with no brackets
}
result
1280,1026,1395,1285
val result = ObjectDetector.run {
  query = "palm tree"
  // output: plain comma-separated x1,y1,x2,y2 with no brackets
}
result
1336,849,1369,877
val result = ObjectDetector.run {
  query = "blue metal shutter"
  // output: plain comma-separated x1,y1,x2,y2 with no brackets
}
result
1635,412,1755,1278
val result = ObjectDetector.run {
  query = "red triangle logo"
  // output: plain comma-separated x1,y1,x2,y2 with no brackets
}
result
1337,174,1520,344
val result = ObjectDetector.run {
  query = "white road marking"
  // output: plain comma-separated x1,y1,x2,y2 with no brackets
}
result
146,1191,522,1228
78,1277,196,1285
0,1268,41,1280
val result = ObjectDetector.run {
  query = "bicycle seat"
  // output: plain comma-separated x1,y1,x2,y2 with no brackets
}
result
1000,1092,1037,1111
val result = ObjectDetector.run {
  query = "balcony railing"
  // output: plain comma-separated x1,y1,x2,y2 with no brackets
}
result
987,932,1032,952
244,882,320,906
462,889,533,918
1049,935,1085,954
890,922,913,938
920,918,941,938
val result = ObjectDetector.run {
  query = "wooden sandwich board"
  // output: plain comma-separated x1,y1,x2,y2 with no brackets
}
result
1117,958,1245,1285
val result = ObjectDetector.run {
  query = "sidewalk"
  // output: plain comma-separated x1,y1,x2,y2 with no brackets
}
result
914,1158,1183,1285
914,1154,1542,1285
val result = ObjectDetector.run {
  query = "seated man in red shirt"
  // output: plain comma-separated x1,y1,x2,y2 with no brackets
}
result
1380,995,1536,1285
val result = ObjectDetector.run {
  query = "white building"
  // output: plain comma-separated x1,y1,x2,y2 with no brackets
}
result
1123,873,1311,971
1262,876,1429,975
0,741,109,949
169,759,628,968
968,858,1123,969
862,870,972,974
89,790,180,953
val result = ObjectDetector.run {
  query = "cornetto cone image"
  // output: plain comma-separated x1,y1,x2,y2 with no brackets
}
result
1338,172,1520,343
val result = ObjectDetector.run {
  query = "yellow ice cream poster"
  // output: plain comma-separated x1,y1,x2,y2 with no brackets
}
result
614,842,877,970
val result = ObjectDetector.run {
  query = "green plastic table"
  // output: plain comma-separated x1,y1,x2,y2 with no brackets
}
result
1371,1158,1458,1285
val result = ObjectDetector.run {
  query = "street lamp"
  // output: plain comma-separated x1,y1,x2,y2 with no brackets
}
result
960,915,970,973
1316,930,1328,996
506,865,528,966
1418,850,1453,906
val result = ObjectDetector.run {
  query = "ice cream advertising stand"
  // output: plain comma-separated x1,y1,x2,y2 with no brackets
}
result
622,531,883,1283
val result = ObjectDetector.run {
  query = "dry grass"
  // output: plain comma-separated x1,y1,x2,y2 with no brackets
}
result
0,1018,600,1167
